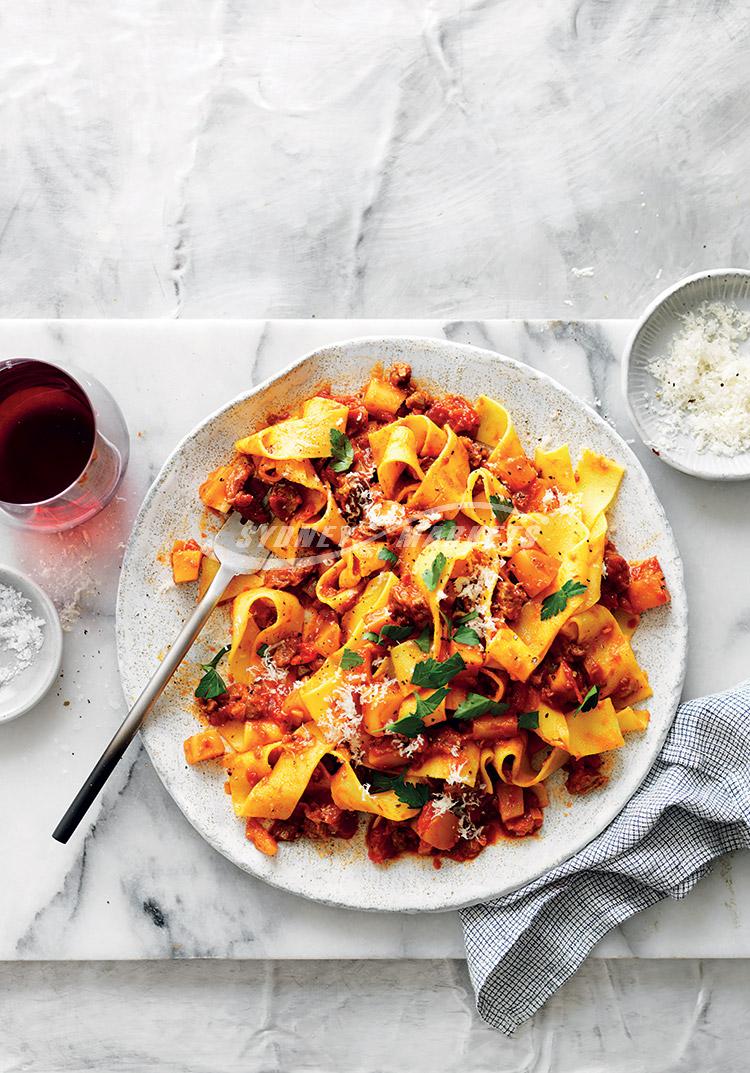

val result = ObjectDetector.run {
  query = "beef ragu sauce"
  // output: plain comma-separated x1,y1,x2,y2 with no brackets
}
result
183,362,671,866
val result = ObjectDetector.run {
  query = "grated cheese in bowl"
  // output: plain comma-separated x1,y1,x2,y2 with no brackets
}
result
649,300,750,455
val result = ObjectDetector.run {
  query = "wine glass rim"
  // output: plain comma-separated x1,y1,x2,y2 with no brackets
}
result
0,356,99,508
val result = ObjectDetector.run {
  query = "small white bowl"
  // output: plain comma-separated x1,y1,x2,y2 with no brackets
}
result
622,268,750,480
0,565,63,724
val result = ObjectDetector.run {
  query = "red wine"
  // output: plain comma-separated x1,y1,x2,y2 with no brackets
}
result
0,360,95,504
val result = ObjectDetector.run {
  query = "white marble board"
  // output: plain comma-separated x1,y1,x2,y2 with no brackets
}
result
1,319,748,960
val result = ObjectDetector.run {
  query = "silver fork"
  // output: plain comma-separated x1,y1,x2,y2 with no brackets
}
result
53,512,275,843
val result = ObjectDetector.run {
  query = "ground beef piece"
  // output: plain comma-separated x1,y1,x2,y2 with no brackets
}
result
301,801,359,840
503,803,544,838
261,561,316,588
366,817,421,863
391,575,432,628
491,577,527,623
426,395,481,437
387,362,412,387
200,681,288,724
404,389,434,413
324,393,369,436
600,540,631,610
232,476,271,524
267,479,303,522
271,800,359,843
460,436,490,470
565,754,608,795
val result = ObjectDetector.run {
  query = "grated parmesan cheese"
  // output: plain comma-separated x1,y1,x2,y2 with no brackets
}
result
319,680,364,761
429,793,457,816
649,300,750,455
396,734,425,759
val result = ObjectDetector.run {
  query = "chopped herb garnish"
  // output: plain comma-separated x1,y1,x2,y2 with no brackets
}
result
453,693,510,721
573,684,600,714
378,546,398,565
452,624,482,646
257,643,269,657
422,551,447,592
385,712,427,738
414,625,433,653
540,580,587,621
518,710,540,730
454,610,479,625
370,772,430,808
362,625,412,646
411,652,466,688
340,647,364,670
194,644,231,700
329,428,354,473
414,686,449,722
380,624,413,643
431,519,457,540
489,494,514,522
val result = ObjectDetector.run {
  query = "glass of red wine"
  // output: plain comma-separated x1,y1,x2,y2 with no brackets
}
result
0,358,129,531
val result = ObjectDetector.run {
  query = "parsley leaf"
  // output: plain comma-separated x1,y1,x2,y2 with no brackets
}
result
340,647,364,670
378,546,398,565
370,772,430,809
518,709,540,730
454,610,479,625
540,579,587,621
257,643,269,658
573,684,600,714
329,428,354,473
431,519,457,540
385,711,426,738
453,693,510,721
414,686,449,722
411,652,466,688
380,624,413,643
489,494,514,522
452,624,482,646
194,644,231,700
414,625,433,653
422,552,447,592
362,625,413,646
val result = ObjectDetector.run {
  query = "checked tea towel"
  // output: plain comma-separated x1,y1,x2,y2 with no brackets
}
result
461,680,750,1034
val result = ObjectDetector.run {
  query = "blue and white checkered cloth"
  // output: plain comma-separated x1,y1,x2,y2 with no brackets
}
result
460,680,750,1034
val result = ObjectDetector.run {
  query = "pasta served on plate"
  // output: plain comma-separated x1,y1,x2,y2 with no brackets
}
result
174,364,670,865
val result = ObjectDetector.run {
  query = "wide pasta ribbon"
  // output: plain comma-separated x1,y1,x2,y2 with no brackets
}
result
228,587,304,684
235,396,348,460
561,604,652,707
486,511,607,682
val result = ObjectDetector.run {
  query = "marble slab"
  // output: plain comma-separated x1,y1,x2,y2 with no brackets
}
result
1,318,748,961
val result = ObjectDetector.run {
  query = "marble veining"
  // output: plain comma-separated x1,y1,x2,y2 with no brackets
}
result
0,319,748,962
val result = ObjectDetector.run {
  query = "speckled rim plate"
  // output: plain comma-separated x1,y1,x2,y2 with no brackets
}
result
116,337,687,913
623,268,750,480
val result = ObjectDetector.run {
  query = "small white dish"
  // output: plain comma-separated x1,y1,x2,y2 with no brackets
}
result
0,565,63,724
623,268,750,480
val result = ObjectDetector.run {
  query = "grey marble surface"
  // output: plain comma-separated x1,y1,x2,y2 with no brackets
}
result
1,318,748,971
1,1,748,321
3,958,750,1073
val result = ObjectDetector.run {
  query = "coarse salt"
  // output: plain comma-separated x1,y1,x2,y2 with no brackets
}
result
0,583,45,686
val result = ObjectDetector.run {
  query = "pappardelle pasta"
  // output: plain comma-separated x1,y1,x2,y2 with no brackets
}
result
176,364,670,865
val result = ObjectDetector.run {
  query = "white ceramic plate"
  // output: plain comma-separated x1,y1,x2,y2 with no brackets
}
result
0,565,62,723
116,337,687,912
623,268,750,480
